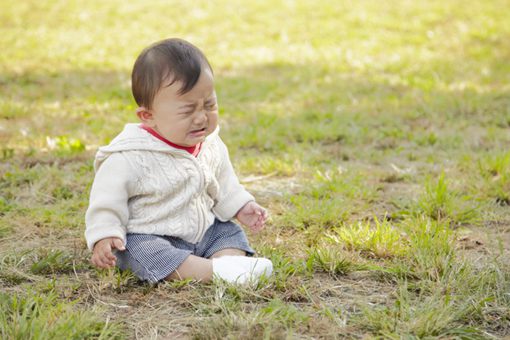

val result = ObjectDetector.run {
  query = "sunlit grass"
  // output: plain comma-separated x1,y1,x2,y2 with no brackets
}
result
307,246,367,277
358,281,487,339
328,217,408,259
418,173,480,225
399,216,456,281
0,287,123,339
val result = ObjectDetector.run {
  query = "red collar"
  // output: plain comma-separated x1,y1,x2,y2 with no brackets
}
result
140,124,202,156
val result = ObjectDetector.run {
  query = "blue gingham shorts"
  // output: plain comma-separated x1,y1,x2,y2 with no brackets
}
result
115,219,255,283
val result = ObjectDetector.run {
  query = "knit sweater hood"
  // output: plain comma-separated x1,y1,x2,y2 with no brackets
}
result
94,123,219,169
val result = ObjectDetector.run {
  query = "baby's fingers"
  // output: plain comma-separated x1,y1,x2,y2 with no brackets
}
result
93,256,110,269
251,219,264,233
101,251,117,267
92,250,116,268
104,248,117,261
257,213,266,225
96,257,115,269
91,254,109,269
112,238,126,251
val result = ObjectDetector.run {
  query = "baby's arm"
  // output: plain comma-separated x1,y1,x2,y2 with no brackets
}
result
85,152,135,263
212,137,267,231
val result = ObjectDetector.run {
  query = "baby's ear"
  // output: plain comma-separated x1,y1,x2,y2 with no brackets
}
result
136,107,155,126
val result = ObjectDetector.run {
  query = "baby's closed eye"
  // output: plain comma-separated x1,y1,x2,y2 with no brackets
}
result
204,101,217,110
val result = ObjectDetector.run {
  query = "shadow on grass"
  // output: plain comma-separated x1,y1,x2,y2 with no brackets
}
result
1,57,509,153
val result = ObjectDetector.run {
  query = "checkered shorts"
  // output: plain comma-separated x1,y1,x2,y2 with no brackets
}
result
115,219,255,283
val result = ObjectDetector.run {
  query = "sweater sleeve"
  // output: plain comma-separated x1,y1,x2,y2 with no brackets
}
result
212,138,255,221
84,152,135,251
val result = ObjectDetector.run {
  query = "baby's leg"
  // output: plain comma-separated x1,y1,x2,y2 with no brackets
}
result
166,252,272,284
116,233,214,283
192,219,273,283
116,222,272,284
210,248,246,258
166,255,213,282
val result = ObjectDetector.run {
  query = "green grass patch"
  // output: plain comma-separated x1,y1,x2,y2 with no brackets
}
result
396,173,481,227
0,288,123,339
477,151,510,205
238,154,298,177
30,249,77,276
358,282,487,339
307,246,367,277
327,216,408,259
277,168,379,231
398,216,457,281
357,259,510,338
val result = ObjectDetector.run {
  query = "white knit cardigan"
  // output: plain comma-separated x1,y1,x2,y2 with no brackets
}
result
84,124,254,250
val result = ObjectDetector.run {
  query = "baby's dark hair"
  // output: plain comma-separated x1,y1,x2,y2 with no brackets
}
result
131,38,212,109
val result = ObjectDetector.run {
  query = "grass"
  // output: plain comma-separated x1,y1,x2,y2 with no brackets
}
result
416,173,481,226
328,216,408,258
0,287,123,339
358,282,488,339
477,151,510,206
1,0,510,338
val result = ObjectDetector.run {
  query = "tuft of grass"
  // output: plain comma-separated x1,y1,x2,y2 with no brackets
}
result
259,298,310,328
190,281,250,318
280,194,351,231
328,217,408,259
307,246,367,277
477,151,510,205
401,172,481,227
0,250,38,285
0,288,124,339
0,219,12,238
357,257,510,338
30,249,77,276
310,168,379,202
397,216,456,281
190,298,311,339
0,195,14,214
357,281,488,339
277,167,380,232
95,267,140,294
257,246,311,291
190,310,285,339
479,152,510,178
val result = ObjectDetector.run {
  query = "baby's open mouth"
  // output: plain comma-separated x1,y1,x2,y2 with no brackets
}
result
190,127,206,134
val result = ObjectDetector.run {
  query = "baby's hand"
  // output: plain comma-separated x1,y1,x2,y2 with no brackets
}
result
91,237,125,269
236,201,268,233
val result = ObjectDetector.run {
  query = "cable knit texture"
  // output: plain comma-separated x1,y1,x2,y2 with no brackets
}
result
85,124,254,250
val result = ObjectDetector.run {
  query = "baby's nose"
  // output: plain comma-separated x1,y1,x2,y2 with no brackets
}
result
194,109,208,123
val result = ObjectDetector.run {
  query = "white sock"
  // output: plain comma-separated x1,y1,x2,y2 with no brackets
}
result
212,256,273,284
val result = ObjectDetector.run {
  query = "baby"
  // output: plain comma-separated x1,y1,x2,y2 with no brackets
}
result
85,38,273,284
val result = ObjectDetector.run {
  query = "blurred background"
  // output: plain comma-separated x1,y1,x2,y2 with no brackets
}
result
1,0,509,157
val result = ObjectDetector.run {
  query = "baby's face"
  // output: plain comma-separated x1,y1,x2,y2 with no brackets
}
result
147,67,218,147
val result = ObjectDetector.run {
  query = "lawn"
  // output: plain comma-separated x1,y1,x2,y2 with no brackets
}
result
1,0,509,338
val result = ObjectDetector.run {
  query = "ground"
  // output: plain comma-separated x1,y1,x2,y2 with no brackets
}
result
0,0,509,339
